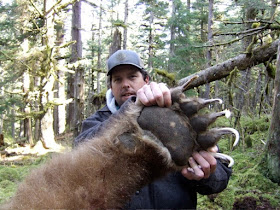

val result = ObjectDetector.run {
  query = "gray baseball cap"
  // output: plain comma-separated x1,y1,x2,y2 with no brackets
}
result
107,50,145,75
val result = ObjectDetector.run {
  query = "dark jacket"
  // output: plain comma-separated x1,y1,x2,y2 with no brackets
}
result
74,105,232,209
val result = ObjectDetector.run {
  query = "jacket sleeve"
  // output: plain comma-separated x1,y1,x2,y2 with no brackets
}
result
74,108,112,147
193,159,232,195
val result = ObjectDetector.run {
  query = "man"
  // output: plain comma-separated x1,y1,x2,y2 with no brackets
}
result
75,50,232,209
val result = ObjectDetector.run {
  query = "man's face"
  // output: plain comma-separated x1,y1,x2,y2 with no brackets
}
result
111,65,149,106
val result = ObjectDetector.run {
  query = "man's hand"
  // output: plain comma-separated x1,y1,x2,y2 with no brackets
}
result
181,146,218,181
135,82,172,107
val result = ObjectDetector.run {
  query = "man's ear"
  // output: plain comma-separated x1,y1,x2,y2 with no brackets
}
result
145,76,149,84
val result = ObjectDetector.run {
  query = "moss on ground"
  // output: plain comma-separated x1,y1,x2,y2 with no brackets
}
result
198,114,280,209
0,153,52,204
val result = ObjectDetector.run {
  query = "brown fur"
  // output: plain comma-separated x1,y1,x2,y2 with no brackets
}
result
2,76,239,209
2,99,174,209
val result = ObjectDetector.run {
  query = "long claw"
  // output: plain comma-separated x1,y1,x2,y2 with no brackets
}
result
197,127,240,150
190,109,232,132
218,127,239,147
211,152,235,167
179,98,224,117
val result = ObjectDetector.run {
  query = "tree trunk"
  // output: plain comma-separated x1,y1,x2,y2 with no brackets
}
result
40,76,56,149
234,5,256,124
97,3,102,93
109,29,122,56
204,0,214,99
123,0,128,49
71,0,84,137
21,30,33,145
265,40,280,183
40,0,57,148
0,81,3,138
34,77,40,141
252,68,263,114
22,42,33,145
148,11,154,69
168,0,176,73
68,0,82,131
54,20,66,135
54,66,66,135
86,20,96,117
199,0,206,97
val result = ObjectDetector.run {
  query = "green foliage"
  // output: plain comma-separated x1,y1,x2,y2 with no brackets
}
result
244,135,252,148
0,165,33,204
0,180,17,205
198,115,280,209
0,153,53,204
241,115,270,134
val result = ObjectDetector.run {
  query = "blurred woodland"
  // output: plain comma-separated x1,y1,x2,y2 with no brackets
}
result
0,0,280,208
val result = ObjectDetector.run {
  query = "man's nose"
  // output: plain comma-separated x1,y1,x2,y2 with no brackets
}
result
122,79,130,88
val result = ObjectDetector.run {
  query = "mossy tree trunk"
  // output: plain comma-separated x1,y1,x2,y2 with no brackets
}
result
54,23,66,135
265,40,280,183
39,0,57,149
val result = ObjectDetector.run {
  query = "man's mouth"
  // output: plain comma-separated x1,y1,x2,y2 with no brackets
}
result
122,92,135,97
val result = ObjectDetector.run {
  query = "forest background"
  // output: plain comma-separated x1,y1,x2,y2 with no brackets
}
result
0,0,280,209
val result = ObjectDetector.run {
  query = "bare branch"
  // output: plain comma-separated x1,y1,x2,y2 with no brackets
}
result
215,25,268,36
28,0,43,17
82,0,97,7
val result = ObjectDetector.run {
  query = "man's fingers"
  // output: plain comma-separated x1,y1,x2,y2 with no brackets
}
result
188,157,204,179
136,84,153,106
136,82,172,107
192,152,211,179
150,82,164,107
199,151,217,174
158,83,172,107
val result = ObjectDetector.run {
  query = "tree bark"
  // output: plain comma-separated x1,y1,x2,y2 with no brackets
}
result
252,68,263,113
234,6,256,117
97,3,102,93
168,0,176,73
265,40,280,183
40,0,57,148
148,11,154,69
68,0,83,132
40,76,56,148
123,0,128,49
23,72,33,146
109,29,122,56
71,0,84,137
179,39,279,89
54,22,66,135
204,0,214,99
